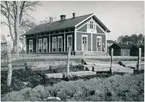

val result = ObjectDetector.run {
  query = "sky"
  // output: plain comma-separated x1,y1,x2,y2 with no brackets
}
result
1,1,144,41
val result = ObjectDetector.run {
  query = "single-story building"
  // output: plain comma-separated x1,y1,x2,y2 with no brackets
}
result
109,43,132,56
109,43,144,56
130,45,144,56
24,13,111,55
107,40,116,54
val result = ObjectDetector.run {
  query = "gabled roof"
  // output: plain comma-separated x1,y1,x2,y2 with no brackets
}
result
24,13,111,35
111,43,133,49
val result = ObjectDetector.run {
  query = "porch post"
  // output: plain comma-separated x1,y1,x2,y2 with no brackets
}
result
105,33,107,53
49,33,50,52
64,31,66,52
91,33,93,51
74,28,77,51
36,34,38,53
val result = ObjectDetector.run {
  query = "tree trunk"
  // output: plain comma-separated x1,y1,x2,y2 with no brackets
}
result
16,1,20,58
7,43,12,87
12,41,17,53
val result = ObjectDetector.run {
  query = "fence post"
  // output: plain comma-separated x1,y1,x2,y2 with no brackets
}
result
110,48,114,72
66,46,71,77
7,43,12,87
137,47,141,70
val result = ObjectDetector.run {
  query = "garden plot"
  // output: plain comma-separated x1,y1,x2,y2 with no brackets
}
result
2,73,144,101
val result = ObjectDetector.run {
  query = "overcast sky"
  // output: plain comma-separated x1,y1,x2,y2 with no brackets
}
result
1,1,144,41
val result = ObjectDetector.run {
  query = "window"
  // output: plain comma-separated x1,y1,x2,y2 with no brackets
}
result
58,36,63,52
39,38,43,52
90,21,93,29
67,35,72,51
43,38,47,52
29,40,33,53
96,36,102,51
52,37,57,52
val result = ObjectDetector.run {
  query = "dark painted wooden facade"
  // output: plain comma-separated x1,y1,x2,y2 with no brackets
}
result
25,13,110,55
109,43,144,56
26,29,75,54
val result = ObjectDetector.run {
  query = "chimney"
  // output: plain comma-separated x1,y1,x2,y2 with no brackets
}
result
60,15,66,21
72,13,75,18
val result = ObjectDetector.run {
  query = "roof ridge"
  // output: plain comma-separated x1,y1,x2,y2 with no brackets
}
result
44,13,94,25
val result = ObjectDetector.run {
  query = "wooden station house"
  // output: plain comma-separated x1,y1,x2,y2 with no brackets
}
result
24,13,111,55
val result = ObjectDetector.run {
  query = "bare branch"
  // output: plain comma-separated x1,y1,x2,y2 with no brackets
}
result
19,1,26,23
1,21,9,27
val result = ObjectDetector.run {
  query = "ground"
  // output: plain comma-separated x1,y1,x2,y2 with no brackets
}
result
1,55,144,101
2,73,144,101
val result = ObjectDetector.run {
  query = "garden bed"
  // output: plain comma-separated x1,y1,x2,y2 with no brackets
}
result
2,73,144,101
1,64,84,95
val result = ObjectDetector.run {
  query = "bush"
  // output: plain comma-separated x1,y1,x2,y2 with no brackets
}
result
47,73,144,101
2,69,144,101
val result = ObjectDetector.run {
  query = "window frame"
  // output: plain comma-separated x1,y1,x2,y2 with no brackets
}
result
43,38,48,52
96,36,102,52
29,39,33,53
38,38,43,52
52,36,57,52
58,36,63,52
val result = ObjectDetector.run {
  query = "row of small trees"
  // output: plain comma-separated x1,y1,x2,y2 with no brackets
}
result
117,34,144,46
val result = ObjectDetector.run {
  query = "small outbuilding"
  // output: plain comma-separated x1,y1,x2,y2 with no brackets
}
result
130,45,144,56
109,43,144,56
109,43,132,56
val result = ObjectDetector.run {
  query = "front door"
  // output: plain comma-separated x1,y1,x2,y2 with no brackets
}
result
67,35,72,51
82,35,88,54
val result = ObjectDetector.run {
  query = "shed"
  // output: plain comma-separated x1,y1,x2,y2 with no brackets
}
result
109,43,132,56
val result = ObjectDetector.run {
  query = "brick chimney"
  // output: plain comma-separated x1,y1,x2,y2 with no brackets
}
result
60,15,66,21
72,13,75,18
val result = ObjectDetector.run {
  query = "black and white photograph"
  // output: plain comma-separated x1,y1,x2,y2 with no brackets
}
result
1,1,144,101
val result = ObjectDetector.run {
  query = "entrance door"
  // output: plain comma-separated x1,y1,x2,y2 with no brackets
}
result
67,35,72,51
96,36,102,51
82,35,88,53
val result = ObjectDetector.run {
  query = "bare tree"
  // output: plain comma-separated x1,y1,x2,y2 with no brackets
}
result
1,1,39,57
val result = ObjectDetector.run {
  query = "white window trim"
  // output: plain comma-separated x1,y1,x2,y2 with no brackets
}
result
87,18,97,33
96,36,102,52
58,36,63,52
82,35,88,52
52,36,57,52
43,38,48,52
29,39,33,53
67,35,72,51
38,38,43,53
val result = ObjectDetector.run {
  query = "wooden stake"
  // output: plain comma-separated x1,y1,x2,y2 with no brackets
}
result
66,46,71,77
110,48,114,71
7,43,12,87
137,48,141,70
